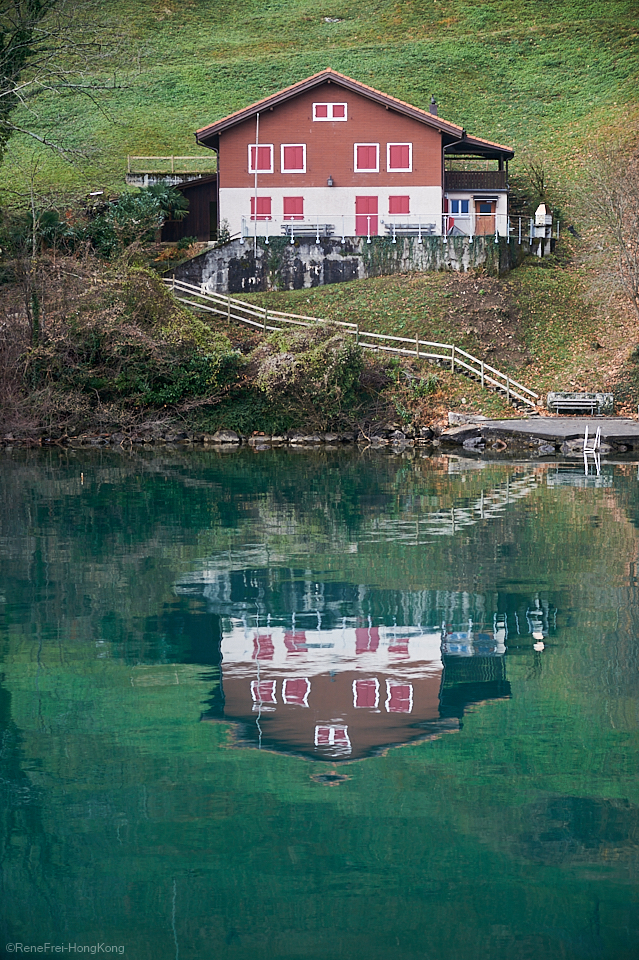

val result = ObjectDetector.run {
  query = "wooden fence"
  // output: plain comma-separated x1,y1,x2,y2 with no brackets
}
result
163,278,539,408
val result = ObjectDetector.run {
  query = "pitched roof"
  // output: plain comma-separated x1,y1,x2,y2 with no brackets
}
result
195,69,514,159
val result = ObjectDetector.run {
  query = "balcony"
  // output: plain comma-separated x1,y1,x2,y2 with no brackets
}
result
444,170,507,191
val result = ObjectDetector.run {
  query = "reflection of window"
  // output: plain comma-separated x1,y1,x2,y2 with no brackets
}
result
389,196,410,215
282,678,310,706
252,634,274,660
283,196,304,220
314,724,351,756
388,639,410,659
387,143,412,171
386,679,413,714
313,102,347,121
353,678,379,709
284,632,308,655
355,143,379,172
281,144,306,172
478,202,493,214
450,199,469,214
355,627,379,654
250,196,272,221
248,144,273,173
251,680,276,704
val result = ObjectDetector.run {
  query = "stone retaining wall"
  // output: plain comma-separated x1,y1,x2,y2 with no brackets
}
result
169,235,529,294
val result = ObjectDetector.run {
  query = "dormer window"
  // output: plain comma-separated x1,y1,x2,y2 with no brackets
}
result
313,102,347,121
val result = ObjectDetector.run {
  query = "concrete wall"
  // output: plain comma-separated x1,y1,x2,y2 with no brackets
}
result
170,235,529,294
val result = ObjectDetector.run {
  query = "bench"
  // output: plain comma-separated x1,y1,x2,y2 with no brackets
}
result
546,392,613,415
383,222,436,237
281,223,335,238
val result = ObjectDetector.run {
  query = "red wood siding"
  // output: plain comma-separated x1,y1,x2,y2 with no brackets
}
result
218,82,442,190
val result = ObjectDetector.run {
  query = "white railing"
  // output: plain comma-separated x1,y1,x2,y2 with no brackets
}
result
163,278,539,408
238,213,559,245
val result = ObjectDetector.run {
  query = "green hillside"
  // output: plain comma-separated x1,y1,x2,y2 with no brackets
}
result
2,0,638,198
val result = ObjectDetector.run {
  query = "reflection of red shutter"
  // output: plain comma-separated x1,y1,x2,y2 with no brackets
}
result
389,196,410,215
355,627,379,654
283,145,304,170
283,197,304,220
386,681,413,713
252,634,274,660
284,632,307,654
250,196,272,221
251,680,276,704
389,639,410,659
353,678,379,708
389,144,410,169
283,678,310,706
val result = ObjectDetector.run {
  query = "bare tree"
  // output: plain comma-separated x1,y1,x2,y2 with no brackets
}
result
584,140,639,322
0,0,119,163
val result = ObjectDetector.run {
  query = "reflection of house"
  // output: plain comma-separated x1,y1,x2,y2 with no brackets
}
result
194,69,513,240
201,623,510,761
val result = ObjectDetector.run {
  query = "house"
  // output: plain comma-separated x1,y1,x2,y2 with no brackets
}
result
194,69,514,242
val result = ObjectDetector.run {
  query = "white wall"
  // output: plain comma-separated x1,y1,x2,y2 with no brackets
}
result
220,185,443,237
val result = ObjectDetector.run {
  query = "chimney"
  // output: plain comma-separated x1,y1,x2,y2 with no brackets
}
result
430,95,438,116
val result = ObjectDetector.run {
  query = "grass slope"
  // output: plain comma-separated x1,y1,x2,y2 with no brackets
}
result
2,0,638,197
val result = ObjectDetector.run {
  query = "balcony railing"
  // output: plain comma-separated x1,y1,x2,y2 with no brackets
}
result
444,170,507,191
240,213,515,242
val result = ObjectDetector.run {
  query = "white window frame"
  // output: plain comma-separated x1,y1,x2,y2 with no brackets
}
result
450,198,470,215
313,102,348,121
385,679,414,714
251,679,277,704
280,143,306,173
354,143,380,173
387,142,412,172
248,143,274,174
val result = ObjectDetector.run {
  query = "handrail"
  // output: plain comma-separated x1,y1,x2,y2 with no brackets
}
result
163,278,539,407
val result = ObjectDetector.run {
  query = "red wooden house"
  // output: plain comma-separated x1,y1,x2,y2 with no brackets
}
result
195,69,514,242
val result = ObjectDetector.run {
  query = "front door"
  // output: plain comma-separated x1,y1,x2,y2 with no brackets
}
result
355,196,378,237
475,200,496,235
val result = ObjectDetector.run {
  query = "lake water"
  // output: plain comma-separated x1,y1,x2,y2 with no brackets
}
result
1,446,638,960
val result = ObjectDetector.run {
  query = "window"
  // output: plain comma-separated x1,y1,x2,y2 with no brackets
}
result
281,144,306,173
353,678,379,709
313,102,347,121
283,196,304,220
250,196,272,220
355,143,379,172
248,144,273,173
478,202,493,214
355,627,379,654
387,142,412,172
314,724,351,757
450,199,469,215
282,678,310,706
389,196,410,215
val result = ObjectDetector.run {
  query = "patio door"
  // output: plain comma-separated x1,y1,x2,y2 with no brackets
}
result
475,199,495,235
355,196,378,237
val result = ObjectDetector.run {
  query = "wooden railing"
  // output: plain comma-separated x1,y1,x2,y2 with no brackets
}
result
444,170,507,191
127,155,217,174
163,278,539,408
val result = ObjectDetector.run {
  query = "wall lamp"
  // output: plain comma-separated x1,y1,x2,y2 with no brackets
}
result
327,175,334,187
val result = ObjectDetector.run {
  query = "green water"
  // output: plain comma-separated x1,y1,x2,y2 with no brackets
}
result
1,447,638,960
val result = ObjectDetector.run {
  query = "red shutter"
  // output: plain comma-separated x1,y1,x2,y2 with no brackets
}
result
355,196,378,236
250,145,272,172
283,146,304,170
250,196,272,221
283,197,304,220
332,103,345,118
353,678,379,708
283,678,310,706
357,145,377,170
389,196,410,215
386,681,413,714
315,104,328,118
389,144,410,169
284,631,307,654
